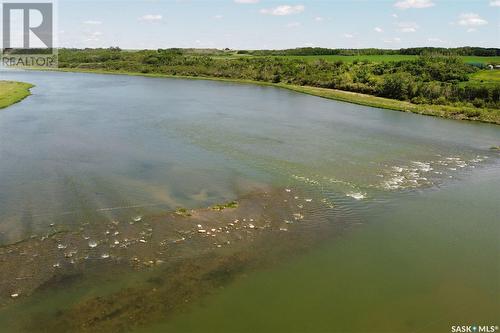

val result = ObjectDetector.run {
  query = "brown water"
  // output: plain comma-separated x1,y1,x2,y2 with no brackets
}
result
0,70,499,332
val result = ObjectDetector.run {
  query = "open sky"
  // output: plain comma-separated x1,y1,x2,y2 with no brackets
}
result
56,0,499,49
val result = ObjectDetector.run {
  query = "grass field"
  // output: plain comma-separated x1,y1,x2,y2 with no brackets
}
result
470,70,500,84
216,54,500,64
0,81,34,109
270,55,500,64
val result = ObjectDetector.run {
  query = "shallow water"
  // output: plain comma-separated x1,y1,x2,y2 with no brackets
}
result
0,70,499,332
139,169,499,333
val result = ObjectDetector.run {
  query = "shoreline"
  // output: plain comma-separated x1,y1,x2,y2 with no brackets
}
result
28,67,500,125
0,81,34,109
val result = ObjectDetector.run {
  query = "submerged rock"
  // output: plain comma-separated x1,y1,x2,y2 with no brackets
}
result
346,192,366,200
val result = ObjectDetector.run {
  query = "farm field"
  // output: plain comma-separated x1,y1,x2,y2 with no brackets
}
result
470,69,500,84
211,53,500,64
247,54,500,64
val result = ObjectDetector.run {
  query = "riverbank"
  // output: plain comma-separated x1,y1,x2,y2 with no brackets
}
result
37,67,500,124
0,81,33,109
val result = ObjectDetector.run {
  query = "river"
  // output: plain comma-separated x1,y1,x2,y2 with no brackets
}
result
0,70,498,332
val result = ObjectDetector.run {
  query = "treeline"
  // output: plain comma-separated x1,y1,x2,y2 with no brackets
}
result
241,47,500,57
58,48,499,109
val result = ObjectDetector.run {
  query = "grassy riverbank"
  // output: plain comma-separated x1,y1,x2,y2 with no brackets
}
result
41,67,500,124
282,85,500,123
0,81,34,109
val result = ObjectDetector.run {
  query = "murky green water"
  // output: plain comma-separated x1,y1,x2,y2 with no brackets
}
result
0,70,499,332
139,170,499,333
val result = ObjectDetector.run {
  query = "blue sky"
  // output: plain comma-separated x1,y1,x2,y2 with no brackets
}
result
56,0,500,49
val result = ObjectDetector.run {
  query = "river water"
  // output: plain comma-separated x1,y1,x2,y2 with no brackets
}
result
0,70,498,332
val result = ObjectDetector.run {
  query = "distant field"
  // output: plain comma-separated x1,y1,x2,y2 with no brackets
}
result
219,54,500,64
274,55,500,64
462,56,500,64
269,55,417,62
470,70,500,83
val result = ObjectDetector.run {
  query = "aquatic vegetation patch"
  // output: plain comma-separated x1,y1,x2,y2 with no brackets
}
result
174,207,192,217
0,188,339,332
211,201,239,211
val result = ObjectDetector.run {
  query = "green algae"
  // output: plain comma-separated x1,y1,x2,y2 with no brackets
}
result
174,208,192,217
211,201,239,211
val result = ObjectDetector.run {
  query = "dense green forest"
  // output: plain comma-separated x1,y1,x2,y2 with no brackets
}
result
58,48,500,110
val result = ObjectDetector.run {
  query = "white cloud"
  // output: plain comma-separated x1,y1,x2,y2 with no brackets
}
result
457,13,488,27
467,28,477,33
374,26,383,33
138,14,163,22
314,16,324,22
83,20,102,25
286,22,301,28
397,22,419,32
343,33,354,38
234,0,259,3
490,0,500,6
392,13,399,18
394,0,435,9
213,14,223,19
260,5,305,16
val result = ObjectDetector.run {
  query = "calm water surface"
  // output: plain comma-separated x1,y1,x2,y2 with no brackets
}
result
0,70,498,332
